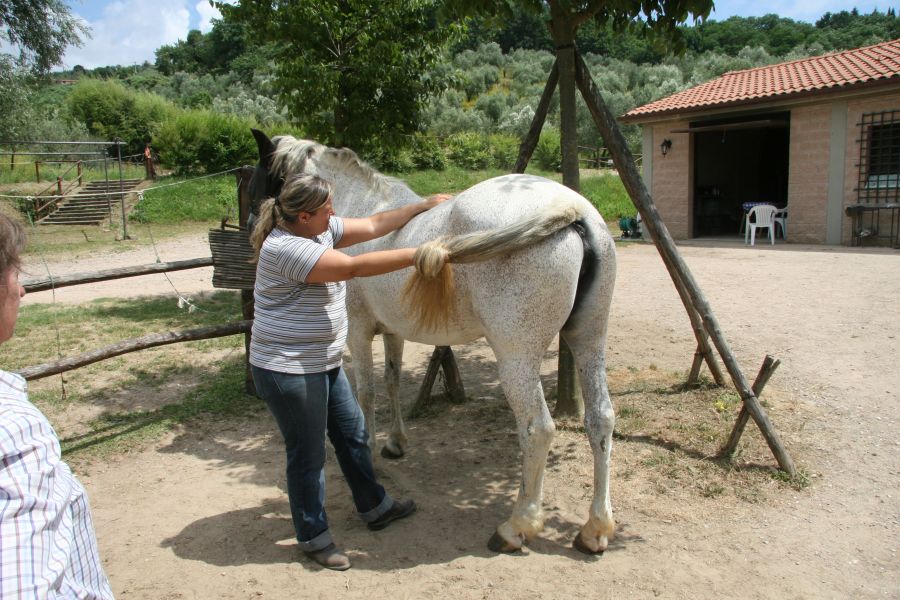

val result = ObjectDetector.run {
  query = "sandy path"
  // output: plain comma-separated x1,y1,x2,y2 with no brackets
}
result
20,237,900,599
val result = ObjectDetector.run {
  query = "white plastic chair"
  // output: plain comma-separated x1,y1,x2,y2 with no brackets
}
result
744,204,776,246
773,207,788,239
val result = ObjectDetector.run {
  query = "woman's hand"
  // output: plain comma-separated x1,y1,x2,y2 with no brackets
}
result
422,193,453,210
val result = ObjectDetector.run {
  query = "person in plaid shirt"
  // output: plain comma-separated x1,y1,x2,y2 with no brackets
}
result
0,213,113,599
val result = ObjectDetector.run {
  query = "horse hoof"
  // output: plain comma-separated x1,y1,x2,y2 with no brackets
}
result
380,445,404,459
573,533,606,555
487,531,522,554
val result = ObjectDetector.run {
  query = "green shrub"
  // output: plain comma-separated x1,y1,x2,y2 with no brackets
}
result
446,132,491,169
487,133,519,170
409,133,446,170
363,145,415,173
153,110,258,174
67,79,176,157
534,129,561,172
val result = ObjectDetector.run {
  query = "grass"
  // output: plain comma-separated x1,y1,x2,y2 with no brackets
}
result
3,291,243,371
606,367,808,501
129,173,239,223
395,165,635,225
59,354,263,458
3,292,252,459
8,171,237,263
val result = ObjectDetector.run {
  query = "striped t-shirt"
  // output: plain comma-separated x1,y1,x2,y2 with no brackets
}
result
250,217,347,374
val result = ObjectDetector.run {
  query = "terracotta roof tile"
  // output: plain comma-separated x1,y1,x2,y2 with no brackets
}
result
623,38,900,121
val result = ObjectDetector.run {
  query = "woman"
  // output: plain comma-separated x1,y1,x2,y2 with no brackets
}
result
0,213,114,598
248,174,450,571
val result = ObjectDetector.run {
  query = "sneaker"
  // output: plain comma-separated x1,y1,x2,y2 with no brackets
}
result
367,499,417,531
303,543,351,571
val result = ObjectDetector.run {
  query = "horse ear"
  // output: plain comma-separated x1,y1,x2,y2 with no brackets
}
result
251,128,277,168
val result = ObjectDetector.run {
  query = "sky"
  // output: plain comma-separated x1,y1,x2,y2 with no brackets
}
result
59,0,898,70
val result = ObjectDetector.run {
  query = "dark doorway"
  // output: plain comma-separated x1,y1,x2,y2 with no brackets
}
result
692,113,790,237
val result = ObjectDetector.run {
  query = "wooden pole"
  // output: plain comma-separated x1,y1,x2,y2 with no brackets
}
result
513,60,558,174
236,167,256,395
16,321,252,381
573,52,796,475
22,257,214,293
720,355,781,457
659,251,726,386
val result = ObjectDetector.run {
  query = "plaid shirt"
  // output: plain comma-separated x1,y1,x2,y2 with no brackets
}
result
0,370,113,599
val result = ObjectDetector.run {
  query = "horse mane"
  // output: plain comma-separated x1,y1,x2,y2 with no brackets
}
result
269,135,323,178
270,135,411,201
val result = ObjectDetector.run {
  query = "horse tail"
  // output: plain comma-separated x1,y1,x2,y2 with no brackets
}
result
403,196,583,332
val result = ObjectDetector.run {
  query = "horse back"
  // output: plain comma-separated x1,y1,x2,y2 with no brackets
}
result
354,174,612,345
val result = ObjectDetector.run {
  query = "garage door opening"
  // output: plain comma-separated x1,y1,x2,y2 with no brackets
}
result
690,113,790,238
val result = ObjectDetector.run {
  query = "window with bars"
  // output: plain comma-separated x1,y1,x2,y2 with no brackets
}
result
857,110,900,204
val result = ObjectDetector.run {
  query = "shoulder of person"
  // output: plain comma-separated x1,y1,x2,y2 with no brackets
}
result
0,396,60,463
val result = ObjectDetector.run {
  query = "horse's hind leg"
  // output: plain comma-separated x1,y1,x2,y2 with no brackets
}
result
488,351,556,552
380,332,407,459
562,326,616,553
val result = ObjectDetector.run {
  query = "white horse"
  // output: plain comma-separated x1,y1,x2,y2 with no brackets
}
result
248,129,617,554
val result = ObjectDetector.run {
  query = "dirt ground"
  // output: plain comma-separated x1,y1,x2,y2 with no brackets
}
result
20,234,900,599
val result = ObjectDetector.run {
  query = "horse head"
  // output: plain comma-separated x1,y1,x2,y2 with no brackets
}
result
247,129,282,222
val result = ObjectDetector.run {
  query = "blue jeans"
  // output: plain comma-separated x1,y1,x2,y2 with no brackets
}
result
251,365,393,552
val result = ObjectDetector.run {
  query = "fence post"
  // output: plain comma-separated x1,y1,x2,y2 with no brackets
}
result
35,161,41,182
77,161,83,187
57,176,63,196
10,152,14,172
237,166,257,396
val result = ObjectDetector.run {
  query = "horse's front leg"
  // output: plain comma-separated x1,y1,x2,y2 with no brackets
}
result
488,353,555,553
380,333,407,459
346,317,378,455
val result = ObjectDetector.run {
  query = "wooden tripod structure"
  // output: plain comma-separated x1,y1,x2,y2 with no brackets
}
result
411,52,795,475
531,52,794,473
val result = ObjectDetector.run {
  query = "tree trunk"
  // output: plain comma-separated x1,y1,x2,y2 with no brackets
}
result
549,2,583,418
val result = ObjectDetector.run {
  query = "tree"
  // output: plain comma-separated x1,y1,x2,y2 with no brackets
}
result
0,0,87,72
218,0,461,151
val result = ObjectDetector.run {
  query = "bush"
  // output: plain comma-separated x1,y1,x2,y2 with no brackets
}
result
534,129,561,172
363,145,415,173
445,132,491,169
409,134,446,170
67,79,176,157
487,133,519,170
153,110,259,174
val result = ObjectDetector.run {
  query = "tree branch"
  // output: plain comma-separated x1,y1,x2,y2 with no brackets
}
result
572,0,607,28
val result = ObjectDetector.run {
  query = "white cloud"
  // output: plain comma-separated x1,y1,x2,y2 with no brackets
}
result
195,1,221,33
63,0,191,69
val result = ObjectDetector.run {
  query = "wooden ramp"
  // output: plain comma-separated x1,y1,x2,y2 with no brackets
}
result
38,179,143,226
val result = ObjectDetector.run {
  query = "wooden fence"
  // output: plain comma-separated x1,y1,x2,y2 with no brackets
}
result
17,170,256,391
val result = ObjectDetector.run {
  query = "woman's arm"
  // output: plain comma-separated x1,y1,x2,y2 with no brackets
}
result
305,247,420,283
336,194,452,248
